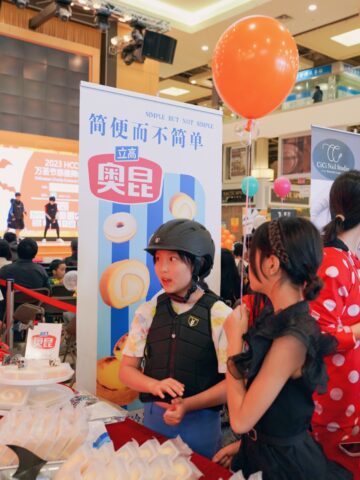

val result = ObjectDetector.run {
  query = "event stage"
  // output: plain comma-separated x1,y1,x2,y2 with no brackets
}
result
36,240,72,262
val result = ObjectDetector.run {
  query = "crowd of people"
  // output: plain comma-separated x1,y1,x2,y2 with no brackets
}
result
1,171,359,478
0,236,78,322
119,170,359,479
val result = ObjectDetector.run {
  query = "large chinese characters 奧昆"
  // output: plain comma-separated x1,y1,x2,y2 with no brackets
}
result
88,154,163,204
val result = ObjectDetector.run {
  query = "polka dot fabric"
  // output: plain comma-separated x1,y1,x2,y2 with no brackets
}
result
310,246,360,478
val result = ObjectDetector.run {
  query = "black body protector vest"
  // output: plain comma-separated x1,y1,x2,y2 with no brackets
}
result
140,292,225,405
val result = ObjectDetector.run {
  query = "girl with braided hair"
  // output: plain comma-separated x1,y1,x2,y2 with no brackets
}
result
216,217,351,479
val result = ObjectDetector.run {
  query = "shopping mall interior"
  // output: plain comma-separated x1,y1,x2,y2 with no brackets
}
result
0,1,360,478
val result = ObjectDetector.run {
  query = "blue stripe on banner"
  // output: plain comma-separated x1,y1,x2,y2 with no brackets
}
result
163,174,180,223
194,178,205,224
146,192,163,300
180,174,195,198
111,203,130,350
128,203,148,330
97,201,113,358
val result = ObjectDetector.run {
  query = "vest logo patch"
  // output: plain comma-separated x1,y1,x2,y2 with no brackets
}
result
188,315,200,327
154,237,161,244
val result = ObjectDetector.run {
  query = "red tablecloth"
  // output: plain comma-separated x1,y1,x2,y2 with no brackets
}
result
107,418,232,480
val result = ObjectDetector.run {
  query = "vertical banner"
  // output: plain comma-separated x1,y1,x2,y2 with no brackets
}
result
311,126,360,230
77,82,223,400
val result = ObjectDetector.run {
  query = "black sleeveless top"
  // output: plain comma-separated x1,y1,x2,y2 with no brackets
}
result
230,301,351,480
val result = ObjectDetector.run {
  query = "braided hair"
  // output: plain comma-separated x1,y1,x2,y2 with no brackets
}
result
249,218,323,300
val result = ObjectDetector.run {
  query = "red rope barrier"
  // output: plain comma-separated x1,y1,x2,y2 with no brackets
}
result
0,279,76,313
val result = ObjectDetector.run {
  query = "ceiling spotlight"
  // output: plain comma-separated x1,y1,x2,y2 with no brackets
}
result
110,36,119,46
201,45,209,51
12,0,29,8
118,13,132,23
308,4,317,11
96,6,110,31
190,79,197,84
55,0,72,22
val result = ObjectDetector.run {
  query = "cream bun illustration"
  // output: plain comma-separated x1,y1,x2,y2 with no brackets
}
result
169,193,196,220
97,356,138,405
113,333,128,361
103,212,137,243
100,259,150,309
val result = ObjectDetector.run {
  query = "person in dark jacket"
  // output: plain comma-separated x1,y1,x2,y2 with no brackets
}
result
3,232,18,262
312,85,323,103
43,196,62,242
64,239,78,267
221,248,241,307
0,238,49,289
6,192,26,241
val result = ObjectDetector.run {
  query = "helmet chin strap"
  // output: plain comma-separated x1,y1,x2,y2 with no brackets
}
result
167,257,202,303
167,278,198,303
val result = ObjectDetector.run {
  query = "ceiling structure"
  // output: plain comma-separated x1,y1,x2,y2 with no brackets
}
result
113,0,360,111
7,0,360,113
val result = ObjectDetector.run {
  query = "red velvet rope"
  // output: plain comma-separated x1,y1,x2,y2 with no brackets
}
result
0,279,76,313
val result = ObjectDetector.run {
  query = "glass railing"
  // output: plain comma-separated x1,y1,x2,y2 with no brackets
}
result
280,62,360,112
222,62,360,122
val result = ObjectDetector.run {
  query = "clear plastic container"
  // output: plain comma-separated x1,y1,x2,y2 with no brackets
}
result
28,384,73,408
0,385,30,409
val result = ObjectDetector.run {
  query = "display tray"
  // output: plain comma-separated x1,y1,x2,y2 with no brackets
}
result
0,384,74,415
0,460,64,479
0,365,74,386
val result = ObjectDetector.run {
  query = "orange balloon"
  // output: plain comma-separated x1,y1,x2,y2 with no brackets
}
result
212,16,299,119
225,239,233,249
223,229,230,236
229,234,236,241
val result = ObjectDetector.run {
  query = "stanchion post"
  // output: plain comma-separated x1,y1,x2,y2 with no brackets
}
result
5,279,14,349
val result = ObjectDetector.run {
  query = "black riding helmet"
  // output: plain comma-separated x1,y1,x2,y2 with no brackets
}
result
145,219,215,279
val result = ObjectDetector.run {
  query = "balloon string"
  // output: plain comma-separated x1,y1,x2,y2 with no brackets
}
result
240,120,253,305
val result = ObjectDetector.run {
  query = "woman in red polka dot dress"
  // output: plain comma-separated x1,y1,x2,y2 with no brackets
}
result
311,170,360,479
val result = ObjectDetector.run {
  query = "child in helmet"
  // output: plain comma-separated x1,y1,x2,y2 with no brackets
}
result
120,219,232,458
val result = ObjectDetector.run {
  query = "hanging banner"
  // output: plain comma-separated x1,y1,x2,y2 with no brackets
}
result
311,126,360,230
0,146,78,237
77,82,223,401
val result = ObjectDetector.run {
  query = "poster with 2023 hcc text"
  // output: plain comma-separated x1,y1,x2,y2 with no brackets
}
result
77,82,223,403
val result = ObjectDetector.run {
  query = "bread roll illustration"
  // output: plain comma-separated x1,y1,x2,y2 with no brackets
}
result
103,212,137,243
100,260,150,309
169,193,196,220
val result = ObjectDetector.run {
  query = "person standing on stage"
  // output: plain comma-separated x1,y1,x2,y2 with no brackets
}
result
43,196,62,242
6,192,26,241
